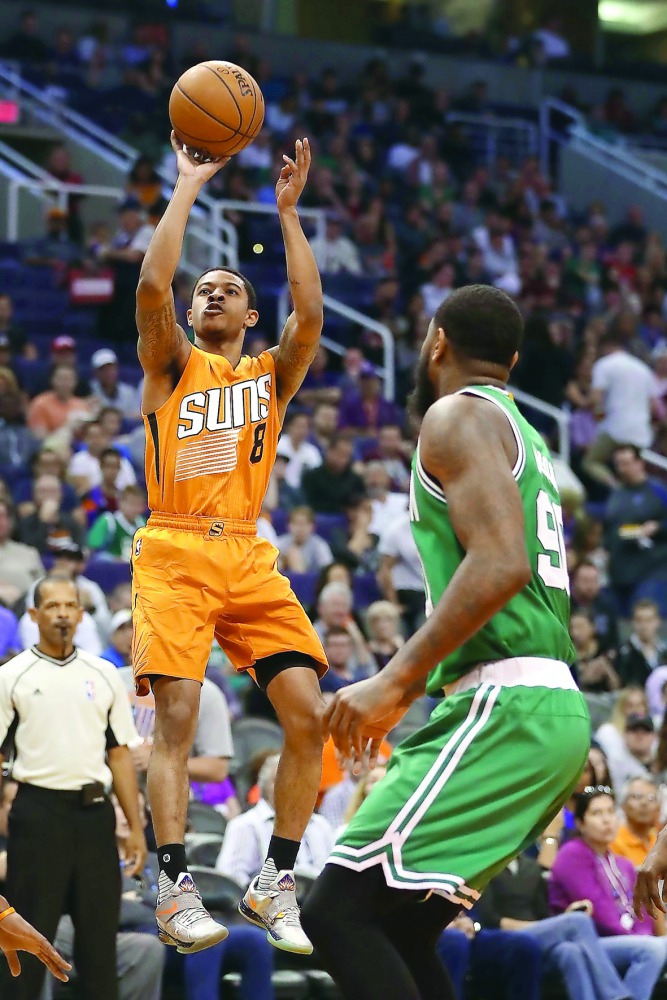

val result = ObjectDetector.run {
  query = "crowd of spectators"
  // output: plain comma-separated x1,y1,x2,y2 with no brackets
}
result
5,13,667,1000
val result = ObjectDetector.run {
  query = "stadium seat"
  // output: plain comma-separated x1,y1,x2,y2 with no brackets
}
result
187,801,228,836
84,559,131,594
186,835,225,867
230,717,284,773
223,969,309,999
287,571,318,608
305,969,343,999
187,866,243,913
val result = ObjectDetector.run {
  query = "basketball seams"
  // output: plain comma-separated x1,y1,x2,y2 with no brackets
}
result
203,64,243,132
173,83,260,142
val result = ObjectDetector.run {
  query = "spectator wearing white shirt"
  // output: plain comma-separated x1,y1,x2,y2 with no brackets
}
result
583,330,658,488
532,16,571,61
216,753,334,886
89,349,140,419
68,421,137,495
363,462,408,538
377,510,426,636
276,412,322,489
0,499,43,608
419,262,454,317
310,217,362,275
277,506,333,574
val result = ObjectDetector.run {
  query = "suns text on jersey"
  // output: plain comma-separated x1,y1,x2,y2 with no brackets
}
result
176,374,271,439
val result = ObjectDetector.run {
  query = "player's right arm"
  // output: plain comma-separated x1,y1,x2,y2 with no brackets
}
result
136,133,228,409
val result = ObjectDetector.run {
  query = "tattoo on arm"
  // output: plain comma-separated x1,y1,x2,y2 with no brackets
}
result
138,299,181,360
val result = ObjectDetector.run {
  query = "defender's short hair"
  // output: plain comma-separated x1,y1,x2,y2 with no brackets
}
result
434,284,523,367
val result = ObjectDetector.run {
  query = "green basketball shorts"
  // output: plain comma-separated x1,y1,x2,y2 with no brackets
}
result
330,672,590,909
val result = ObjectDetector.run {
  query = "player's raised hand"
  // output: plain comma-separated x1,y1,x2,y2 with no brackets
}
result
170,132,229,185
276,138,312,211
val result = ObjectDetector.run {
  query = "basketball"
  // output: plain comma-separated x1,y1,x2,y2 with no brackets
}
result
169,60,265,160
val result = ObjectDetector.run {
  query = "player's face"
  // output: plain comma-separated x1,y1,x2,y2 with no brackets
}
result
188,271,258,340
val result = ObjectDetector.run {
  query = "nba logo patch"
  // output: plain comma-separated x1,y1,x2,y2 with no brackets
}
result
134,537,143,558
85,680,96,701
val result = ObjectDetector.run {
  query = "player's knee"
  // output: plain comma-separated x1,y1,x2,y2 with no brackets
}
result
153,698,198,753
282,697,325,751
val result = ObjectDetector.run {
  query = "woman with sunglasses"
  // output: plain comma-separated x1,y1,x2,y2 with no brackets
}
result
550,788,667,1000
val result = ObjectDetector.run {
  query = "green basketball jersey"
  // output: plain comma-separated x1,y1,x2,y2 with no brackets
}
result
410,384,575,695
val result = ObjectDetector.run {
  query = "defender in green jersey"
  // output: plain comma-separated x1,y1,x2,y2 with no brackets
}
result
302,285,590,1000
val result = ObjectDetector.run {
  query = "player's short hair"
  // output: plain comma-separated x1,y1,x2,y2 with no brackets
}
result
434,284,523,368
191,268,257,310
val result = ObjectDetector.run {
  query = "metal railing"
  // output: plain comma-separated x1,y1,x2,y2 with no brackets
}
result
538,98,585,177
0,61,239,266
277,283,395,401
213,199,327,245
0,175,235,276
511,387,570,466
447,112,538,168
511,385,667,477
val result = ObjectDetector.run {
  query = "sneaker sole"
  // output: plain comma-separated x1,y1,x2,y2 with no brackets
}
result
156,919,229,955
238,899,313,955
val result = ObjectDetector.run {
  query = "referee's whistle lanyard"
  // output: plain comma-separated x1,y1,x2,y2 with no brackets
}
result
598,851,635,931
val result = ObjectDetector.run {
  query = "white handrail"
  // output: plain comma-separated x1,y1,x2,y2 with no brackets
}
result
510,387,570,465
277,282,395,401
0,177,234,274
538,98,585,177
446,112,538,168
213,199,327,244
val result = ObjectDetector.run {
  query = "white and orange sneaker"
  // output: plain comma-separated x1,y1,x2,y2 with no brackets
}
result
155,872,228,954
239,870,313,955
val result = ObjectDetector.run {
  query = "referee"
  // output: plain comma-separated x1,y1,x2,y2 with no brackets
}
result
0,575,146,1000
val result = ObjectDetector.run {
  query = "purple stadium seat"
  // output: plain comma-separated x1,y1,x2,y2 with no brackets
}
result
84,559,131,594
286,572,318,608
353,574,382,608
271,509,288,535
314,514,347,543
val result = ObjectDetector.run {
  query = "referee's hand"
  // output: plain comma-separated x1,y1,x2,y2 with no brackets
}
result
123,826,148,877
0,906,71,981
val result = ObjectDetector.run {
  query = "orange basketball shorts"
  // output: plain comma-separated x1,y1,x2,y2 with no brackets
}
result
131,513,327,696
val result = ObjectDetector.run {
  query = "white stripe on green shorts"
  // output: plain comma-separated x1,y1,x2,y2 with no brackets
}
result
329,683,498,901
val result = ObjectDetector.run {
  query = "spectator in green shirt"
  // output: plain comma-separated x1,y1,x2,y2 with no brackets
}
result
87,485,146,562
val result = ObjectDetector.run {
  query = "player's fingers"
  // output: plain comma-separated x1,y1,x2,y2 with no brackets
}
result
5,951,20,977
282,155,297,173
170,130,184,153
295,139,304,167
39,943,71,981
368,738,382,770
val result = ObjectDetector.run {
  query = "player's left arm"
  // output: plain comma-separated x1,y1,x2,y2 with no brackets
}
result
269,139,324,421
325,395,532,757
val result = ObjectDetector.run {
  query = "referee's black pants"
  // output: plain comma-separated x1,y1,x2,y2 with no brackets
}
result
3,783,120,1000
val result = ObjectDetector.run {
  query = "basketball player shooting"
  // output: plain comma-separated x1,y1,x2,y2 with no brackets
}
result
133,133,328,955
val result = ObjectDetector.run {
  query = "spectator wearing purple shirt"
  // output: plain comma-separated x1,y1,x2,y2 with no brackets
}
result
338,363,403,432
0,605,20,664
549,789,667,1000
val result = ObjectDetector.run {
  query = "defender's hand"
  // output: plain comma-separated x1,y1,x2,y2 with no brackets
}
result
276,138,311,211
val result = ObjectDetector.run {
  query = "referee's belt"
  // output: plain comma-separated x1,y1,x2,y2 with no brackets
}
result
16,781,108,806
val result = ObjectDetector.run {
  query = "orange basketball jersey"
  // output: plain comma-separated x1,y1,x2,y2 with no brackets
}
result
144,345,279,518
